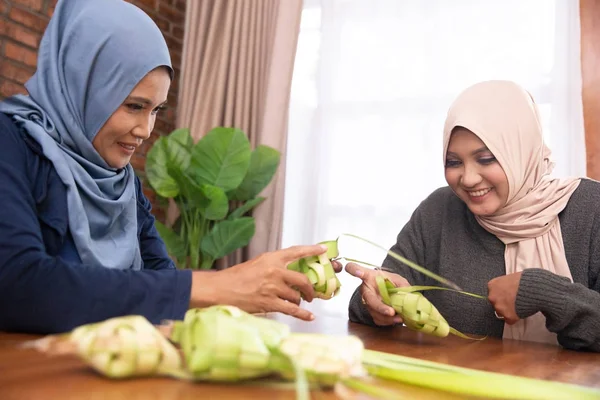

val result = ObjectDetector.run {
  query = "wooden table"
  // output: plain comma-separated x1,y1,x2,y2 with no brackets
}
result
1,314,599,399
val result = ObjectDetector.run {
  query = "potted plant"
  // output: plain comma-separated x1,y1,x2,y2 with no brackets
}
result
145,127,280,269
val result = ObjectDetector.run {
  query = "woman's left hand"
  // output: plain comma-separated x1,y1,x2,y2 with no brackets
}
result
487,271,523,325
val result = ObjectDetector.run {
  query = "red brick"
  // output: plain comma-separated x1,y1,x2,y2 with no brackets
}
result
4,41,37,66
0,79,27,97
163,33,181,51
174,0,186,13
46,0,57,18
153,118,172,134
142,186,156,203
9,6,48,33
130,153,146,171
158,3,183,25
130,0,158,12
151,14,169,32
0,59,33,84
0,2,9,15
170,51,181,68
167,92,178,106
16,0,44,13
172,24,184,40
0,21,41,48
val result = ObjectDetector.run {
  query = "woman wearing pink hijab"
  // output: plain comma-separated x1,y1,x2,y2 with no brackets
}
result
347,80,600,352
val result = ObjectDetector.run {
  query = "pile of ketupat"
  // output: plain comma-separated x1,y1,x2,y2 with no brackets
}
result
27,235,600,400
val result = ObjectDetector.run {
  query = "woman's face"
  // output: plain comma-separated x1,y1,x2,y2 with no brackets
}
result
92,67,171,169
444,127,509,216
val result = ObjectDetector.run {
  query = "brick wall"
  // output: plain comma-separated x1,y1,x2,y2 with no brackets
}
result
0,0,186,220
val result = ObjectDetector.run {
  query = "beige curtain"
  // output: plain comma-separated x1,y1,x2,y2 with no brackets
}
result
175,0,303,266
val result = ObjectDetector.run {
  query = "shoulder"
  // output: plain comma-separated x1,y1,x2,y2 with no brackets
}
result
415,186,464,217
562,178,600,218
0,112,43,161
570,178,600,203
0,113,24,149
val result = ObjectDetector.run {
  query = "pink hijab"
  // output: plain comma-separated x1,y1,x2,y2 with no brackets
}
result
443,80,581,344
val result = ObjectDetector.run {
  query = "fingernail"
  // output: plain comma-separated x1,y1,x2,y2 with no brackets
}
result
355,270,364,278
388,309,395,316
393,316,402,324
319,244,328,251
309,314,315,321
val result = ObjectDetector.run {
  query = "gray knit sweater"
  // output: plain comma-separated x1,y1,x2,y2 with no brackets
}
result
349,179,600,352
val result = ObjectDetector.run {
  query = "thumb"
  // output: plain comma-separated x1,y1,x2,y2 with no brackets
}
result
344,262,371,281
384,272,410,288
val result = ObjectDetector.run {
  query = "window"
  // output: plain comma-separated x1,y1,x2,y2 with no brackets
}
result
283,0,585,317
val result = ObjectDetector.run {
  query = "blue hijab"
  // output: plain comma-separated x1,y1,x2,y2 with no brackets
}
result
0,0,173,270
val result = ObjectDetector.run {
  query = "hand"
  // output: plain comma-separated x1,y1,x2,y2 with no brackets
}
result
345,262,410,326
487,272,523,325
190,244,332,321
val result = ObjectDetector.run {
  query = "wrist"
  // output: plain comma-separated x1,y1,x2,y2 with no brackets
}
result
189,270,226,308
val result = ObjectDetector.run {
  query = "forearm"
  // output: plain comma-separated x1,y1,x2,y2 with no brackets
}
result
0,253,192,334
516,268,600,352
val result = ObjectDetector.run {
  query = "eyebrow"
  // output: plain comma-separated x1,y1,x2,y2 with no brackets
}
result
126,96,167,106
447,146,490,157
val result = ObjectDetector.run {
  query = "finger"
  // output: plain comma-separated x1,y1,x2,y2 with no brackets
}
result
282,269,315,302
384,272,410,288
362,287,396,317
345,262,371,281
331,260,343,273
277,285,302,305
279,244,328,263
372,312,404,327
274,299,314,321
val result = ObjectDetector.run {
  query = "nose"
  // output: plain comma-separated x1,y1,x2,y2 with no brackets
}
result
131,115,154,141
460,163,483,188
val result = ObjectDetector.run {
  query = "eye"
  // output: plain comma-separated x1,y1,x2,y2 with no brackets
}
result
478,157,497,165
152,104,167,115
126,103,144,111
445,160,462,168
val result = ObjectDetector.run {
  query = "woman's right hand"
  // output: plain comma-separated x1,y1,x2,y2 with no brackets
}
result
345,262,410,326
189,244,333,321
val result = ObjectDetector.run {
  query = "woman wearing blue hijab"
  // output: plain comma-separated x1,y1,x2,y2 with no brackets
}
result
0,0,330,334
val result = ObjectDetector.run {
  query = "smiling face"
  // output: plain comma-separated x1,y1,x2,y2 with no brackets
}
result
444,127,509,216
92,67,171,169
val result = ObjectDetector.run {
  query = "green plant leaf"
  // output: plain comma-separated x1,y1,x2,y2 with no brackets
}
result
146,137,179,198
145,129,193,199
167,128,193,169
229,146,280,201
154,220,187,265
227,197,266,220
201,217,255,260
190,127,251,191
199,184,229,220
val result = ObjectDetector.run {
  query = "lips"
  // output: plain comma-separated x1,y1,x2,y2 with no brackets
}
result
466,188,492,197
118,142,137,151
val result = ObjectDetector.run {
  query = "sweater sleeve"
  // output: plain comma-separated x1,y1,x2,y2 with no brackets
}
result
0,121,192,334
516,269,600,352
348,201,428,326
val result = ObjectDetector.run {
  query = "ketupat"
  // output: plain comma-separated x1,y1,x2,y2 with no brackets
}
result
288,240,341,299
69,315,183,379
169,306,289,381
303,234,488,340
29,306,600,400
376,275,484,339
169,305,364,386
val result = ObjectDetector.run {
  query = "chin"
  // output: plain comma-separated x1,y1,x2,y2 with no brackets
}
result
107,159,130,170
467,204,501,217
